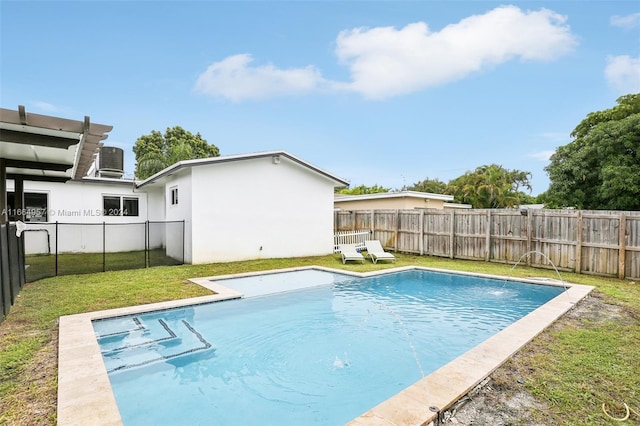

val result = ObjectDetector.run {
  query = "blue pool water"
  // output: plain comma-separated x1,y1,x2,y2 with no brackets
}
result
93,269,565,425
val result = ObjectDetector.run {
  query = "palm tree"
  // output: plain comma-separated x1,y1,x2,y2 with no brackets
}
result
447,164,531,208
133,126,219,179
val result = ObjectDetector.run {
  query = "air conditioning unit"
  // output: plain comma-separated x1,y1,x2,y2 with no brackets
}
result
98,146,124,178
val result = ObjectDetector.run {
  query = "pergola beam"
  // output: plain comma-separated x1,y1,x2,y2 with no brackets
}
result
0,128,79,148
6,174,70,183
5,159,72,172
18,105,27,125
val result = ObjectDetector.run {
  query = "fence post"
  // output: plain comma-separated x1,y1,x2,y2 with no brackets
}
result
1,224,8,322
17,230,25,287
102,221,106,273
370,209,375,240
0,225,6,323
526,210,533,266
394,210,399,251
575,211,583,274
55,221,58,276
419,210,425,256
619,213,627,279
485,210,491,262
145,220,149,268
449,210,456,259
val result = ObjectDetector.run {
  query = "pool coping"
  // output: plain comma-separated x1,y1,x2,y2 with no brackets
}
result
57,266,593,426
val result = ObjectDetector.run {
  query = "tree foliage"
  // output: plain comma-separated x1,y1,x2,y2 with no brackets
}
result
545,94,640,209
517,191,538,206
133,126,220,179
337,184,390,195
446,164,532,208
405,177,448,194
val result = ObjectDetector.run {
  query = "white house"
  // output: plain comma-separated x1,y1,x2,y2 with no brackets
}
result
6,177,146,254
10,150,348,264
137,151,348,264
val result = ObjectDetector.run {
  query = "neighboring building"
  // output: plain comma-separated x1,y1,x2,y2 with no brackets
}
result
334,191,471,210
137,151,348,264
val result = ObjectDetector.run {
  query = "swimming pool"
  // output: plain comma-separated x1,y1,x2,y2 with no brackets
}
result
92,268,567,425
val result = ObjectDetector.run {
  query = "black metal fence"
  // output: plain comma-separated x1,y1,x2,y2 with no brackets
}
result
22,220,185,282
1,223,25,324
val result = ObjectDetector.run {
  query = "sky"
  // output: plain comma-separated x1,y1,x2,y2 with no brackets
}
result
1,1,639,195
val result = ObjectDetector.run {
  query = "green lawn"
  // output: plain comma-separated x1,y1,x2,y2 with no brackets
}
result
1,253,638,425
24,249,182,282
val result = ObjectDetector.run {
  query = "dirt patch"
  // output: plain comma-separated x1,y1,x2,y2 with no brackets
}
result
440,292,627,425
442,384,551,426
563,291,633,324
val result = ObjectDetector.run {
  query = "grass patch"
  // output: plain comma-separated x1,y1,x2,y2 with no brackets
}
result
25,249,182,282
1,253,639,425
528,321,640,420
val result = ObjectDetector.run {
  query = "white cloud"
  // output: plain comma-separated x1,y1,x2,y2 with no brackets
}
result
539,132,570,143
529,150,555,161
193,54,324,102
605,55,640,94
610,13,640,29
194,6,576,101
32,101,63,113
334,5,577,99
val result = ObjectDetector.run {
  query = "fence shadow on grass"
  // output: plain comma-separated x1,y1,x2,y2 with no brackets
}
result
22,220,185,282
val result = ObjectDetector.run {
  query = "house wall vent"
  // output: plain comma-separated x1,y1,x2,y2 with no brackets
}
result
98,146,124,178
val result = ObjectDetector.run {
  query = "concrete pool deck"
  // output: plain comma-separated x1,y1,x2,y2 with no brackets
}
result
57,266,593,426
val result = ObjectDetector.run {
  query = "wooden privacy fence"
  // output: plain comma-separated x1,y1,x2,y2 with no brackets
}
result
334,209,640,280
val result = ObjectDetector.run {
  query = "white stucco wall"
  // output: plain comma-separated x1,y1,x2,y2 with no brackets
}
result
189,155,336,264
162,170,193,263
8,179,148,254
145,186,166,250
145,186,165,222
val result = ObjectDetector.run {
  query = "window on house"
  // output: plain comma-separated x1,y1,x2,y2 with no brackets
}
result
7,192,48,222
171,187,179,205
103,196,122,216
103,196,139,217
123,197,139,216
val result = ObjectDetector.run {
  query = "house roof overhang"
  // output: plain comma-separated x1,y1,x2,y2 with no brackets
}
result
136,150,349,189
0,105,113,182
334,190,454,203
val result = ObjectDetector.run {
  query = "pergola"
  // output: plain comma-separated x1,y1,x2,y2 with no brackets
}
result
0,105,113,224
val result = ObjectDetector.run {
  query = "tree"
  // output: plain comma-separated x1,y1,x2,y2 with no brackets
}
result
337,184,390,195
545,94,640,209
447,164,532,208
404,177,448,194
133,126,220,179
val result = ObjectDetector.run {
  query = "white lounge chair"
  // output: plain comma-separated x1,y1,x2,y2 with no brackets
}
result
339,244,365,264
364,240,396,264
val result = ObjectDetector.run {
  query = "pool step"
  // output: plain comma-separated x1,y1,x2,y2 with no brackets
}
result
95,317,213,373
